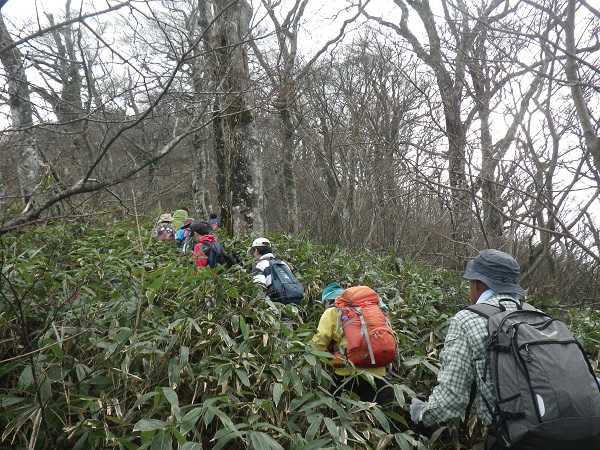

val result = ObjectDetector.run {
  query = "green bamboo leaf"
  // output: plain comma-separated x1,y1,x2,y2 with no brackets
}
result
133,391,160,408
205,406,242,437
231,314,239,331
17,366,34,389
392,384,408,406
162,387,179,408
0,359,23,379
396,433,414,450
235,368,250,386
210,432,237,450
248,431,284,450
304,352,317,366
401,358,423,367
290,392,316,410
294,438,332,450
272,382,283,407
180,346,189,366
304,414,323,442
115,437,139,450
88,376,113,385
146,273,166,303
240,315,249,340
203,405,217,426
188,318,202,333
133,419,167,432
217,367,232,386
296,438,331,450
170,423,186,446
2,405,38,443
369,406,390,433
323,417,340,441
0,396,24,408
422,360,440,374
180,443,202,450
74,364,91,382
40,377,52,402
116,327,134,342
72,431,89,450
49,340,63,358
180,407,202,434
151,431,172,450
429,425,448,443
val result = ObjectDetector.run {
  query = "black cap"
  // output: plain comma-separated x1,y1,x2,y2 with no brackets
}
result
189,221,212,236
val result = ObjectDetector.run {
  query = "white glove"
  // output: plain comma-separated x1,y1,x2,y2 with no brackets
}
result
410,397,427,424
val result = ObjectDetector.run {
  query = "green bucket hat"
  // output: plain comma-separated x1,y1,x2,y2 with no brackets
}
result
321,282,344,305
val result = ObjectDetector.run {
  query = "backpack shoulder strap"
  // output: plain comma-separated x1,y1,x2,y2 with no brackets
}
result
466,302,502,319
467,297,531,318
462,381,478,438
201,241,217,259
520,301,537,312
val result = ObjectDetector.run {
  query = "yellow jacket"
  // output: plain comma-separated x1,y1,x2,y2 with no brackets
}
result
310,306,386,377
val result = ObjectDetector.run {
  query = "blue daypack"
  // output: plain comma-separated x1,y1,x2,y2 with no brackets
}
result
267,259,304,305
200,241,239,270
180,230,195,254
201,241,224,269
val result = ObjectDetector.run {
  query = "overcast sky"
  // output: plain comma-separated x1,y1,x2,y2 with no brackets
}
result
3,0,65,20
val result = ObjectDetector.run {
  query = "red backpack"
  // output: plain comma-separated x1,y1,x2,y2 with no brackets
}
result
333,286,397,368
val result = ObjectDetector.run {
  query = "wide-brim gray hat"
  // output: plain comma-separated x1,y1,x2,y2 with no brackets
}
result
463,249,526,296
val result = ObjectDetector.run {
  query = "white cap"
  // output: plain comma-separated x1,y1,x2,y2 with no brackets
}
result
251,238,271,248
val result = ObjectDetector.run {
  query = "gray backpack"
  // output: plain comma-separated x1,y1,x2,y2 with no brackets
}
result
468,300,600,448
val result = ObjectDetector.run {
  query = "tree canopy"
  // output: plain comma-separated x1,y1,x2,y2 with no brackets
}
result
1,0,599,303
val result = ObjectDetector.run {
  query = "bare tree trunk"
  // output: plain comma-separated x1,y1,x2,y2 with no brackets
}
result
210,0,261,236
368,0,472,263
0,12,43,210
565,0,600,171
190,0,216,219
280,107,299,233
191,127,210,216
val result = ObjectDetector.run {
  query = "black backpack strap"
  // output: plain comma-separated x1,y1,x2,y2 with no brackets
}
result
467,296,528,318
462,301,504,436
519,301,537,312
461,381,478,438
466,302,501,318
201,242,214,260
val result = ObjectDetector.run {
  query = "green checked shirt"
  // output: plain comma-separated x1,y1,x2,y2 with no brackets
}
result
419,293,523,427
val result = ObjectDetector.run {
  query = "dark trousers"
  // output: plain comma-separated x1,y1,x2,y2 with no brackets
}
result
332,374,393,405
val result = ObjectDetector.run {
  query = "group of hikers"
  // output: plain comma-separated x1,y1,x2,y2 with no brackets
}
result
153,209,227,268
152,210,600,449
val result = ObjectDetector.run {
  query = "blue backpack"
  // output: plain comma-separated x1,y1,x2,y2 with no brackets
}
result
200,241,239,270
201,241,224,269
267,259,304,305
180,230,195,254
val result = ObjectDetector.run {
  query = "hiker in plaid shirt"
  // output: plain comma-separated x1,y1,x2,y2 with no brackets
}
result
410,250,526,432
410,249,600,449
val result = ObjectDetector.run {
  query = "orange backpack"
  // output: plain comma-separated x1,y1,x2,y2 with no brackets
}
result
333,286,397,368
